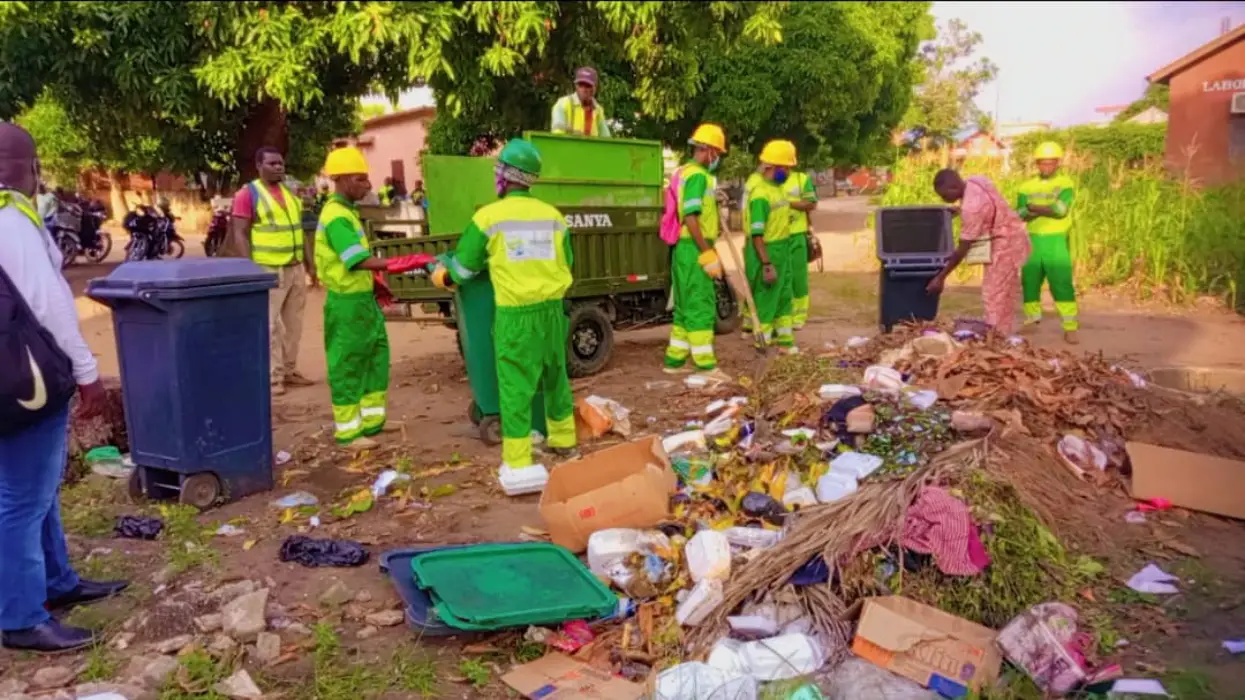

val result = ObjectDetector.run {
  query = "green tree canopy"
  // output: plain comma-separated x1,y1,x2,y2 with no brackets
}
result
1114,83,1169,124
900,18,998,147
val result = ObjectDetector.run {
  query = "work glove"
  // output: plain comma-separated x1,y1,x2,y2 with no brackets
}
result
697,249,724,279
385,252,437,275
372,272,395,309
762,263,778,286
430,265,453,290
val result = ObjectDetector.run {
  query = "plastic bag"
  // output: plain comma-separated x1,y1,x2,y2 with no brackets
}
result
114,515,163,540
654,661,757,700
278,535,369,568
822,658,937,700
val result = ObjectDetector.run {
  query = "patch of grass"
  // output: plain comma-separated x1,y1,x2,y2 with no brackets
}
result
158,504,219,574
61,476,127,537
512,639,546,664
896,471,1104,628
458,658,491,690
80,644,120,682
77,549,134,580
391,648,440,696
159,649,230,700
299,623,447,699
1164,668,1218,700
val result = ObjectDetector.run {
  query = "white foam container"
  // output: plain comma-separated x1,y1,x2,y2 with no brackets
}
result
686,530,732,582
675,578,725,627
830,451,884,480
497,464,549,496
816,471,859,503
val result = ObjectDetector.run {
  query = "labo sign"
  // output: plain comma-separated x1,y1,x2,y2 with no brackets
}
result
1203,78,1245,92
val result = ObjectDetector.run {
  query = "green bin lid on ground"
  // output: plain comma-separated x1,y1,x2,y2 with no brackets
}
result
409,542,617,629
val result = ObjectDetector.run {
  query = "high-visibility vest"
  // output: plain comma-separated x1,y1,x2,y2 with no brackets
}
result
1,190,43,230
378,185,394,206
469,192,572,308
743,172,790,244
786,171,812,235
314,198,373,295
248,180,304,267
1018,174,1075,235
552,95,608,137
677,162,720,241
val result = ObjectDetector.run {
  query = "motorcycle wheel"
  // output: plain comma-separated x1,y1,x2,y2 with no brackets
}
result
167,238,185,259
128,237,148,262
85,232,113,263
55,231,80,269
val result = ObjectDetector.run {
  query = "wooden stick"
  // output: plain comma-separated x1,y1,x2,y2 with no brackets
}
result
717,217,767,350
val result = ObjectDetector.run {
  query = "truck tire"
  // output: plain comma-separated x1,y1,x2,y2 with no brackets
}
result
713,279,742,336
566,302,613,378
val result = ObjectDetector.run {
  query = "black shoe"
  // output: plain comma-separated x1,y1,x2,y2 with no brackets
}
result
1,619,96,653
47,579,130,611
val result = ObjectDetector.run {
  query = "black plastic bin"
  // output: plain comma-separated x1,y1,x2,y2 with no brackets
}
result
874,206,953,332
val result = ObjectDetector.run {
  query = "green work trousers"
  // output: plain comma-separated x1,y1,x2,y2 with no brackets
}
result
743,237,795,348
496,300,576,468
324,291,390,443
665,238,718,370
791,232,810,328
1021,233,1078,331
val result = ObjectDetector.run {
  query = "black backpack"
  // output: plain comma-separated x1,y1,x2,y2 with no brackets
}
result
0,262,76,435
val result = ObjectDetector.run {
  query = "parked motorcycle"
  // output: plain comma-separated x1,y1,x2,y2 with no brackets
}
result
203,207,230,257
124,204,185,262
46,199,112,268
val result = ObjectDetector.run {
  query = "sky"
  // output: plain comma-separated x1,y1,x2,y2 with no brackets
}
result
367,2,1245,127
934,1,1245,126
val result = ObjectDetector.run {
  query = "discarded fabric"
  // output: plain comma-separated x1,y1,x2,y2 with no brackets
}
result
114,515,163,540
902,487,990,576
1126,563,1180,595
278,535,370,568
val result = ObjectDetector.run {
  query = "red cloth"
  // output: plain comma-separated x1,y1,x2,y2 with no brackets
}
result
385,253,436,275
372,272,394,309
583,104,595,136
231,182,288,220
902,486,990,576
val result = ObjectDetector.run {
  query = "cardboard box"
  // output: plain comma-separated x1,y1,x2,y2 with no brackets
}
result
851,596,1001,697
502,653,644,699
540,435,677,553
1127,442,1245,519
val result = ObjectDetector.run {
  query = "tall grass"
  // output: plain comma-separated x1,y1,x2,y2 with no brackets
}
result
880,152,1245,306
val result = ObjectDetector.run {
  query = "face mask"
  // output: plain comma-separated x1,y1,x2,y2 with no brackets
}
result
771,167,789,185
708,156,721,173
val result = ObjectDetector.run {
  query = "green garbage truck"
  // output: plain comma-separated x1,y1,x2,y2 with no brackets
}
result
370,131,740,377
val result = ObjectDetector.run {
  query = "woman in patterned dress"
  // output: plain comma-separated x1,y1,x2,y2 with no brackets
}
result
926,169,1032,335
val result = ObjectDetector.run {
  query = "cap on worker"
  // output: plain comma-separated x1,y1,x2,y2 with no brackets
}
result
689,123,727,152
324,147,369,176
498,139,543,178
759,139,797,167
574,66,598,87
1033,141,1064,161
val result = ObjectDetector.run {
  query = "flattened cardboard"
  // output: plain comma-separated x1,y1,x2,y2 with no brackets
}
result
852,596,1001,696
1127,442,1245,519
502,653,644,699
539,436,677,553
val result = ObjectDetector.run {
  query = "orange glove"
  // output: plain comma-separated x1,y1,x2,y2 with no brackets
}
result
697,249,724,279
430,266,453,289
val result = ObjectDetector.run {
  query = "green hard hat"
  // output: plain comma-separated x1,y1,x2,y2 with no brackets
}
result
498,139,542,176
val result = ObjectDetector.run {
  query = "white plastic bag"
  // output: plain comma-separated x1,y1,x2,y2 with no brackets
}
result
654,662,757,700
816,471,859,503
830,451,884,480
707,633,827,682
863,365,905,391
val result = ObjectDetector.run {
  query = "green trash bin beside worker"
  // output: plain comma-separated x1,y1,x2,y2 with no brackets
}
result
431,139,579,480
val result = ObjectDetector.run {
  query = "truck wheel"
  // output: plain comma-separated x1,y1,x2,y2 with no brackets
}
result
566,303,613,378
713,279,742,336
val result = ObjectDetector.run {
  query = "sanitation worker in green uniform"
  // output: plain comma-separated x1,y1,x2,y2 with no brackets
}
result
432,139,578,470
742,139,798,350
664,123,727,373
785,169,818,329
315,147,391,445
1018,141,1079,344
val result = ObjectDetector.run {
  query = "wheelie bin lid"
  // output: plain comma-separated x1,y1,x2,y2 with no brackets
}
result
88,259,278,301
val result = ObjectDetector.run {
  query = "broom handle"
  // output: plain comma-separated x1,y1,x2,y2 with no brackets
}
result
718,214,765,342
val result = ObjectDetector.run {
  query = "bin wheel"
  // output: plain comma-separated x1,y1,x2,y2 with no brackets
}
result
127,468,145,502
479,415,503,446
469,400,483,426
713,278,742,336
566,303,613,378
179,473,222,509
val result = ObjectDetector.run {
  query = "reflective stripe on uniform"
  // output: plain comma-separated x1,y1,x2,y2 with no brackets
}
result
250,180,304,267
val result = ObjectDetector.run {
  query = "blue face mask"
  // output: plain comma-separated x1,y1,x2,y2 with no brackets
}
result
771,167,789,185
708,156,721,173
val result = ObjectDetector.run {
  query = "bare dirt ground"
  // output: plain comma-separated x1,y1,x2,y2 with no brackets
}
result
6,203,1245,697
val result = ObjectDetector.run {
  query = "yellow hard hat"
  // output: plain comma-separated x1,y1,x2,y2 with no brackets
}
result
1033,141,1064,161
324,147,369,176
689,123,727,152
759,139,797,167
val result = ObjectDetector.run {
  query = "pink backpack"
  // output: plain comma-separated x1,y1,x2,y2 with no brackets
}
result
659,167,683,246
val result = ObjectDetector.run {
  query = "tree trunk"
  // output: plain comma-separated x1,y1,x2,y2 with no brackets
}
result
237,98,289,182
107,170,128,222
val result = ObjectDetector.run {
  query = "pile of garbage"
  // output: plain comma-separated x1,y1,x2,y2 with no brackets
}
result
509,324,1213,699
